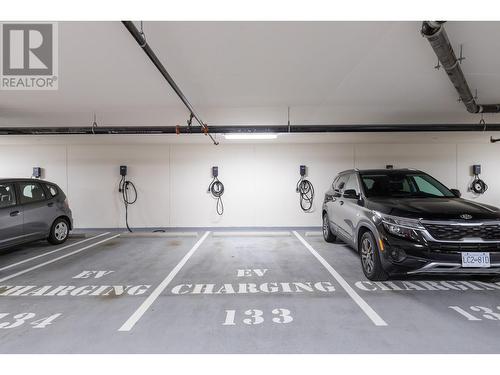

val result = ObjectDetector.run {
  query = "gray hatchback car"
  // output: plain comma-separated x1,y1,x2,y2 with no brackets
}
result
0,179,73,250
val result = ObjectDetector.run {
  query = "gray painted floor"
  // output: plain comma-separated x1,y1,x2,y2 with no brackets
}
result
0,230,499,353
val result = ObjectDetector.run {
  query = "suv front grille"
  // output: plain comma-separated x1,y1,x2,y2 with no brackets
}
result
428,242,500,253
423,223,500,241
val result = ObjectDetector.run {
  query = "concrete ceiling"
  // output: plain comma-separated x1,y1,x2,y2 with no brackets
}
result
1,21,500,127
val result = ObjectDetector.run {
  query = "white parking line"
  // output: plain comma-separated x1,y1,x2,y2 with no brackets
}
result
118,231,211,332
0,232,110,272
0,234,121,283
293,231,388,327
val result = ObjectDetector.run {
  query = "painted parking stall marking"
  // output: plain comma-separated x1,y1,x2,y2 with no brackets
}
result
293,231,388,327
118,231,211,332
72,270,115,279
222,269,295,327
354,280,500,292
0,313,62,329
449,305,500,321
0,232,110,272
0,234,120,283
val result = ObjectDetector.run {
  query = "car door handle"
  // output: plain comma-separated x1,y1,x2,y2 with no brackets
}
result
10,211,20,217
339,201,344,206
47,202,54,207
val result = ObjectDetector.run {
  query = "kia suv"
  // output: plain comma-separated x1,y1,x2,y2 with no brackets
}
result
0,179,73,250
322,169,500,280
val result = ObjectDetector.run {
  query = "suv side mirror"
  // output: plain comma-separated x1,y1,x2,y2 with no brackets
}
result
450,188,461,198
343,189,360,199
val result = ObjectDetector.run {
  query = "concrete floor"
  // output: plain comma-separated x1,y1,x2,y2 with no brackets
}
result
0,229,499,353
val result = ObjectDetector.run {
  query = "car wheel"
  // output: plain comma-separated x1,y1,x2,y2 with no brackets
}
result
48,218,70,245
322,213,336,243
359,231,388,281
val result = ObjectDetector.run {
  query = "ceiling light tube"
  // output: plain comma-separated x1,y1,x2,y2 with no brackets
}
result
224,133,278,140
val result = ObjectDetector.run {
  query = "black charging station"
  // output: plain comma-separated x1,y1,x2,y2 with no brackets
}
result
120,165,128,177
32,167,42,179
472,164,481,176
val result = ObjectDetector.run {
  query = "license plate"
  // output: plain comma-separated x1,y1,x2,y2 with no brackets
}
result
461,252,491,268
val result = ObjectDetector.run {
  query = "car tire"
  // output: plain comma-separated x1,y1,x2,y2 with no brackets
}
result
48,218,70,245
359,231,388,281
322,213,337,243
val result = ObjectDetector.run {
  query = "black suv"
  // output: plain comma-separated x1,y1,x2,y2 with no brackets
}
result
322,169,500,280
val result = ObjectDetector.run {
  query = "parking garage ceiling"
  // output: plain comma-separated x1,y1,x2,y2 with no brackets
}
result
1,21,500,127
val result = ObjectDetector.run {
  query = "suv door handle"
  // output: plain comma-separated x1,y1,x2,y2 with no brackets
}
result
47,202,54,207
339,201,344,206
10,210,20,217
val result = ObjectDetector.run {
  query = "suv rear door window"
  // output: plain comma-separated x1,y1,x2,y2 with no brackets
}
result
0,183,16,208
19,182,46,204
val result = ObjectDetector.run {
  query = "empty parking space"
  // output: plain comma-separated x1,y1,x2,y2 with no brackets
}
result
121,232,385,353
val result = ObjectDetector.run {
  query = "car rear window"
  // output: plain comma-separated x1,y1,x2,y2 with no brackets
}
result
45,184,58,197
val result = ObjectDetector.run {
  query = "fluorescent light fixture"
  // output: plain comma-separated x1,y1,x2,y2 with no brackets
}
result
224,133,278,140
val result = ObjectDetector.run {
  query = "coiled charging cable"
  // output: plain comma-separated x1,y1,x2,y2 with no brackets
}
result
296,177,314,212
471,175,488,195
208,177,224,215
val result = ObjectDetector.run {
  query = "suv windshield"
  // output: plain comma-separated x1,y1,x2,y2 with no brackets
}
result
360,172,455,198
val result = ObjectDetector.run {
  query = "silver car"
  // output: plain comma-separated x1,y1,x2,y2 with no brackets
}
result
0,178,73,249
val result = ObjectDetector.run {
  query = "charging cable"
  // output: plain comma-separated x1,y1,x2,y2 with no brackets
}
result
296,176,314,212
208,176,224,215
119,175,138,232
470,174,488,195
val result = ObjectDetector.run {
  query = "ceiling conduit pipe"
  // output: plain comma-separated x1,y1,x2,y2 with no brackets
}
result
121,21,219,145
2,123,500,136
422,21,500,113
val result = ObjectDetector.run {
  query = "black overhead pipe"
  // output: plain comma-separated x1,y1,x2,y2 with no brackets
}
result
121,21,219,145
2,123,500,136
422,21,500,114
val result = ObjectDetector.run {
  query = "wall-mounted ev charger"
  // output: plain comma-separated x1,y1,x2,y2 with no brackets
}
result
208,166,224,215
470,164,488,195
32,167,42,179
296,165,314,212
118,165,137,232
120,165,128,177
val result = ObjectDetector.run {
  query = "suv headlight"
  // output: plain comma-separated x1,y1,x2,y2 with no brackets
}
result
380,215,424,241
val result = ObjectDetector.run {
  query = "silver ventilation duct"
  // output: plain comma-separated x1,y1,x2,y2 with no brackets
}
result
422,21,500,113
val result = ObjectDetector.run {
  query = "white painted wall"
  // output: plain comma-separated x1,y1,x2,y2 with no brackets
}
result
1,134,499,228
